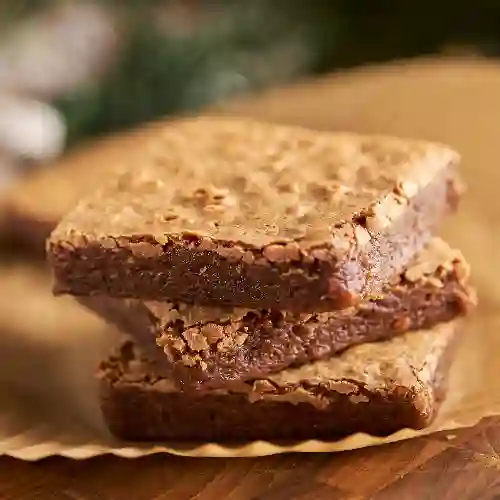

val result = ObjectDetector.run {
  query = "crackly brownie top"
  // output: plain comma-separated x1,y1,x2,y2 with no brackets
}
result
51,117,459,253
103,320,459,409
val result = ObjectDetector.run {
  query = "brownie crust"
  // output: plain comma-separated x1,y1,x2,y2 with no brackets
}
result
81,239,475,389
98,321,460,443
48,117,462,311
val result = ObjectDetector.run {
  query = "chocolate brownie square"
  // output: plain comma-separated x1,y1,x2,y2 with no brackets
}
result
99,320,461,442
48,117,462,311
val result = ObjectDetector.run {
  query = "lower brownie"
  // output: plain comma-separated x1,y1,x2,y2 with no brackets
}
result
99,320,461,442
82,238,475,390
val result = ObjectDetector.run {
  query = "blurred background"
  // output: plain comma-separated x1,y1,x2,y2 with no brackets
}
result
2,0,500,181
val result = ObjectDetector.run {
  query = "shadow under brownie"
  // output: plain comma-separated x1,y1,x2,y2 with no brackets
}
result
48,117,462,311
80,238,475,390
99,320,461,443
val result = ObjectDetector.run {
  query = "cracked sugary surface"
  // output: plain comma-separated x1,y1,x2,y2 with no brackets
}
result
51,116,459,255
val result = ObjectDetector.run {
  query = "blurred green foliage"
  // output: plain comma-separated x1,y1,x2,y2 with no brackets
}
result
57,0,345,145
5,1,500,144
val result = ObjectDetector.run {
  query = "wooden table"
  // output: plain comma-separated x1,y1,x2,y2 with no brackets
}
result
1,417,499,499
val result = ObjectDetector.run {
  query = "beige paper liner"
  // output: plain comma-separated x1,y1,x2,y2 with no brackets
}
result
0,261,489,460
0,55,499,459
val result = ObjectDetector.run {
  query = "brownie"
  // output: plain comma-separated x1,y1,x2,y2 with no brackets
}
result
99,320,461,443
80,238,475,389
48,117,462,311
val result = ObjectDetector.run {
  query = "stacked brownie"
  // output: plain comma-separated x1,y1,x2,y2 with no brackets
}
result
47,117,476,442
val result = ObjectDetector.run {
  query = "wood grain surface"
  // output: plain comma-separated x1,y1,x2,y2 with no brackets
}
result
1,417,500,499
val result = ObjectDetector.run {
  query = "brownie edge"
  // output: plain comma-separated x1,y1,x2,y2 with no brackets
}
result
98,320,461,443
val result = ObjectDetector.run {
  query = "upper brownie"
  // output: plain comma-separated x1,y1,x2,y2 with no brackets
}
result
48,117,461,310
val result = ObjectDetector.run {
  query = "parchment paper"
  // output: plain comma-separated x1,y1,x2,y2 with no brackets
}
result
0,55,498,459
0,262,486,460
